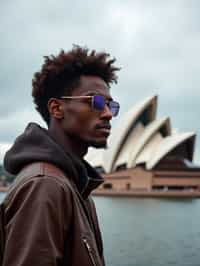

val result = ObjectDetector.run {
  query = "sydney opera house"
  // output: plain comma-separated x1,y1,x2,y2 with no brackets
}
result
85,96,200,197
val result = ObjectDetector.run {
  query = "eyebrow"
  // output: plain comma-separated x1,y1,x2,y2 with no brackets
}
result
84,91,113,101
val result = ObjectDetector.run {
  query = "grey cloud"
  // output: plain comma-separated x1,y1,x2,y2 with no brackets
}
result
0,0,200,163
0,107,46,143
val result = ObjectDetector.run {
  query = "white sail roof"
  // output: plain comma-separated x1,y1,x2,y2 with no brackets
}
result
84,95,197,173
113,122,145,170
127,117,171,168
146,132,195,169
103,95,157,172
134,132,164,166
84,148,104,169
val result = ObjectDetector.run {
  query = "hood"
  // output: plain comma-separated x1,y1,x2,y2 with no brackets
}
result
4,123,103,195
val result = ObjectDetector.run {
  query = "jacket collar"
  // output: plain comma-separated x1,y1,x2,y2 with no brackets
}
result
80,160,104,198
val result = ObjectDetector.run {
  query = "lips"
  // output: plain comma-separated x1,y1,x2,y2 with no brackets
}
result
95,123,111,137
95,124,111,130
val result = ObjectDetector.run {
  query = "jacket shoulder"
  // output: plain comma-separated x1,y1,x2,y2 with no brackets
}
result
4,162,74,205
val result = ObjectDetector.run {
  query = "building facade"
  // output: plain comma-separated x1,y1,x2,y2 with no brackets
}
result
85,96,200,196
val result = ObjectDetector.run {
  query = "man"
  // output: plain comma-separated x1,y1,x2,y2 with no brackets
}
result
2,45,120,265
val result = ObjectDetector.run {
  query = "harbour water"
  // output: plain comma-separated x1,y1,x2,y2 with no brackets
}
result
93,197,200,266
0,192,200,266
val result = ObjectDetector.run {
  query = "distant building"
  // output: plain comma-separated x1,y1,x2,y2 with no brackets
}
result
85,96,200,196
0,165,14,187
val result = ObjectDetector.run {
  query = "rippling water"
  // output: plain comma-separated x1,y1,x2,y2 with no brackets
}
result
1,192,200,266
94,197,200,266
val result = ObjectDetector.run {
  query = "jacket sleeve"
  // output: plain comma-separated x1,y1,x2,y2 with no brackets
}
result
87,197,106,266
3,176,72,266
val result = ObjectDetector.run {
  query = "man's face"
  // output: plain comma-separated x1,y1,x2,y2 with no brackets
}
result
61,75,114,149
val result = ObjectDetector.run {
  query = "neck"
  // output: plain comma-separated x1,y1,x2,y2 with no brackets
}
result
48,123,88,159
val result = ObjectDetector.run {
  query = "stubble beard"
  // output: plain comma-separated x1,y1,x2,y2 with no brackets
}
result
86,139,108,149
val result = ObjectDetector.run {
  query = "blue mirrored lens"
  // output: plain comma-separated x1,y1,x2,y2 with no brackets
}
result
109,101,120,117
92,95,120,117
93,95,105,110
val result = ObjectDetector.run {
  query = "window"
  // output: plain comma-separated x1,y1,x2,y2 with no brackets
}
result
103,183,112,189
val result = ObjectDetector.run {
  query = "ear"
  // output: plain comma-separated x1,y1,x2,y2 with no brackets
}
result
47,98,64,120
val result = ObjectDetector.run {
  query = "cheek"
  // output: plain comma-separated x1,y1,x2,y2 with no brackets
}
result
64,106,97,134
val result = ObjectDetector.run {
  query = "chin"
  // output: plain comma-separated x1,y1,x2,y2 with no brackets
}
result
87,139,108,149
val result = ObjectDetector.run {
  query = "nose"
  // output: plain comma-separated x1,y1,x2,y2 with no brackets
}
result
100,104,113,120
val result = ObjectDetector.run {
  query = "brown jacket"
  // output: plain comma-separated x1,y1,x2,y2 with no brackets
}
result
2,162,105,266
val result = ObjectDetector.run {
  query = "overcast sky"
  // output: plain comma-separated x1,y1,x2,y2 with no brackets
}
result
1,0,200,164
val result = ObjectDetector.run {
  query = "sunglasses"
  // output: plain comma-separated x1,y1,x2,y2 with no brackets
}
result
60,95,120,117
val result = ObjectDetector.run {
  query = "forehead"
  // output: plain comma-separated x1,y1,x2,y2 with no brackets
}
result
71,75,111,97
